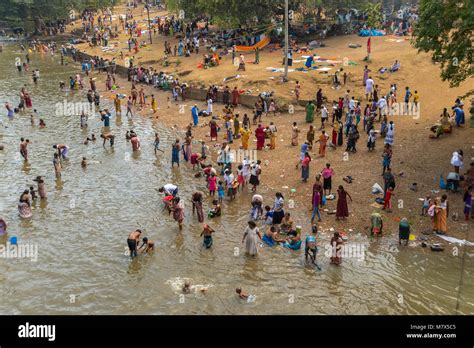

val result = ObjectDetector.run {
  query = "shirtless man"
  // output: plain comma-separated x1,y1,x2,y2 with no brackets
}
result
19,138,30,161
130,133,140,152
127,229,142,258
100,133,115,147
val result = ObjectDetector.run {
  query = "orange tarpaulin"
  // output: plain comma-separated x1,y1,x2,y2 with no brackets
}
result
235,36,271,52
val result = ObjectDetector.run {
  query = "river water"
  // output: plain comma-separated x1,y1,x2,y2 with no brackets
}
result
0,45,472,315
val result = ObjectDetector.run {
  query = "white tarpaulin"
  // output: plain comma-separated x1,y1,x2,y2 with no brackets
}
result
436,234,474,247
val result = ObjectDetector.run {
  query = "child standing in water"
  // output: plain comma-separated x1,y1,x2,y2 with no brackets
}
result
217,181,225,203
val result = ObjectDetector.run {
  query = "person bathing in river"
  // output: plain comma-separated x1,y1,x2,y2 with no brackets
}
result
262,226,286,247
53,153,61,178
208,199,221,218
130,133,140,152
53,143,69,160
138,237,154,254
170,196,185,230
33,176,47,199
100,133,115,147
127,229,142,258
19,138,30,161
200,224,215,249
159,183,179,197
192,191,204,223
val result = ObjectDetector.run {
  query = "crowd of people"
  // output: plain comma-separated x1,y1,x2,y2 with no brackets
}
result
1,4,472,286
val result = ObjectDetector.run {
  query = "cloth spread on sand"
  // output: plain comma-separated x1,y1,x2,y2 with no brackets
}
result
436,235,474,247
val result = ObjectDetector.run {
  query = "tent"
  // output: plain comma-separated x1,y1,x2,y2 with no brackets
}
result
359,29,385,37
236,35,271,52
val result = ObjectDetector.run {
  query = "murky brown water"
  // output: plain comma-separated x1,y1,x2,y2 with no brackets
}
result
0,45,472,314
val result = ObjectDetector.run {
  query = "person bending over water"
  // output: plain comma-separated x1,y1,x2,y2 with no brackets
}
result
127,229,142,258
53,143,69,160
138,237,154,254
100,133,115,147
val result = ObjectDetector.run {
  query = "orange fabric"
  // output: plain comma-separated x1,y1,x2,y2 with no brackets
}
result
235,36,270,52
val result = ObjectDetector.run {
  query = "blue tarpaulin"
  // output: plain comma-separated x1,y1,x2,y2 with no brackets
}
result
359,29,385,37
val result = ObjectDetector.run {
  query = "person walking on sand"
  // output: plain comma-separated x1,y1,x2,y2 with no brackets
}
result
232,87,240,106
291,122,300,146
255,124,265,150
191,104,199,127
295,81,301,101
305,100,315,123
322,163,334,196
315,130,329,157
240,126,251,150
362,65,370,86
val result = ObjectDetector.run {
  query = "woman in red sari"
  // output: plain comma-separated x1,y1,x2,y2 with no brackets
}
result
336,185,352,220
209,120,218,141
255,124,265,150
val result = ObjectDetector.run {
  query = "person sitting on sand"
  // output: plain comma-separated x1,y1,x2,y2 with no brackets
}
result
389,60,401,72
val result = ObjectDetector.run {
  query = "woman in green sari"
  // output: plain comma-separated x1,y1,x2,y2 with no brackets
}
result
305,101,315,123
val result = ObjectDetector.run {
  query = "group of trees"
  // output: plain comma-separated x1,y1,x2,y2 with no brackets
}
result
413,0,473,97
0,0,116,33
165,0,381,27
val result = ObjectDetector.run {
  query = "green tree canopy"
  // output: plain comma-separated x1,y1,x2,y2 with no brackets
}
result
413,0,474,97
165,0,370,28
0,0,116,32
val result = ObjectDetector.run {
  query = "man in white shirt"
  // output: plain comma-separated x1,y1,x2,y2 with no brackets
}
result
321,105,329,129
159,183,179,197
376,96,387,119
365,77,374,100
349,97,356,112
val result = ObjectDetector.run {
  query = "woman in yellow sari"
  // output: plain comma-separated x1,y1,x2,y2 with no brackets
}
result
240,127,251,150
434,195,448,234
151,95,157,114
